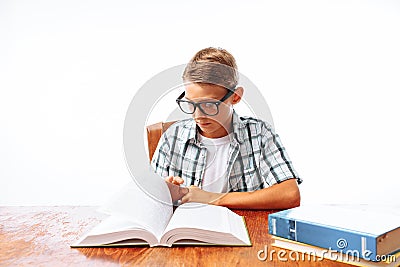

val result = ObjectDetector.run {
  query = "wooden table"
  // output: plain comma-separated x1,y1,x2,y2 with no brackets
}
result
0,206,350,266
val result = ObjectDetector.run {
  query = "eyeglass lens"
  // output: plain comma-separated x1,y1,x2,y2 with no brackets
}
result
179,101,219,116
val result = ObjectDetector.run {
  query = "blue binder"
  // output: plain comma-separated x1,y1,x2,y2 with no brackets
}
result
268,205,400,262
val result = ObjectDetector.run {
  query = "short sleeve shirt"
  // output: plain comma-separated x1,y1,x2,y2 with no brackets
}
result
151,111,302,192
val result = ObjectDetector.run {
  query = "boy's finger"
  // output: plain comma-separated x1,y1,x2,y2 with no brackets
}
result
165,182,189,202
181,194,188,203
173,176,184,184
165,176,173,183
179,186,189,195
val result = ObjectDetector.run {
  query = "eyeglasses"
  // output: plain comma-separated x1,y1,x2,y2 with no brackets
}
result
176,88,236,116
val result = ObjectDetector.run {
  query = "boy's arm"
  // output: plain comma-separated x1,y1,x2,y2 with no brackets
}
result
181,178,300,210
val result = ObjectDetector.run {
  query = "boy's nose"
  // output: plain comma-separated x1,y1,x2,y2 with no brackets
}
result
193,107,205,118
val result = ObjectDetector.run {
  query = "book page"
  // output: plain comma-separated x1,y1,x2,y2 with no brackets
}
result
86,216,148,236
98,178,173,239
160,203,251,246
164,203,230,234
73,216,158,246
228,211,251,245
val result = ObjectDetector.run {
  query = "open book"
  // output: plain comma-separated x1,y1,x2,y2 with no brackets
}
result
71,178,251,247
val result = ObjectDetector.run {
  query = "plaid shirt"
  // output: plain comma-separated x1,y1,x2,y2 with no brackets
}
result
151,111,302,192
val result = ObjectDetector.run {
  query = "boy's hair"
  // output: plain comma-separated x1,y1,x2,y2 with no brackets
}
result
182,47,238,90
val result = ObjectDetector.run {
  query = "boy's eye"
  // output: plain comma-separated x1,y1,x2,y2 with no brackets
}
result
203,102,215,108
200,102,218,113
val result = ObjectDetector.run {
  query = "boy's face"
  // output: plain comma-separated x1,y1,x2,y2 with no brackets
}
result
184,83,241,138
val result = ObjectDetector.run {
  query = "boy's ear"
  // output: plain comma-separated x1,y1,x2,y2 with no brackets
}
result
232,87,244,104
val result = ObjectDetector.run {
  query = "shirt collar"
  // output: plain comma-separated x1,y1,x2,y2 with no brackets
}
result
231,110,246,144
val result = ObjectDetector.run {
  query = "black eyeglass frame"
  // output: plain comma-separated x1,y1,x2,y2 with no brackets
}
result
176,88,237,116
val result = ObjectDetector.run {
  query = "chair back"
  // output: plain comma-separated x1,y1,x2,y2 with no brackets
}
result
146,121,177,161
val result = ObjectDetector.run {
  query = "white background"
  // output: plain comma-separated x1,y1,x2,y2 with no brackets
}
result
1,0,399,206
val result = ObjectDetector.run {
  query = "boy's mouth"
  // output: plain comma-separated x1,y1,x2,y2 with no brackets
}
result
196,121,212,127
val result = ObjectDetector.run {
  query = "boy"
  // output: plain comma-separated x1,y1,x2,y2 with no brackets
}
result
151,47,302,209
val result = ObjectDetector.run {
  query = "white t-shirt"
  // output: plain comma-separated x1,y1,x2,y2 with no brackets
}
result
198,133,232,193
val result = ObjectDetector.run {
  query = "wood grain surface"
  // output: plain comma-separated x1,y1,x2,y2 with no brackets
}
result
0,206,351,267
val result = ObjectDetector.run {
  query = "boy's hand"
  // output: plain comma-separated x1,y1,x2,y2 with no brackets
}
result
165,176,184,185
165,176,188,202
181,186,224,205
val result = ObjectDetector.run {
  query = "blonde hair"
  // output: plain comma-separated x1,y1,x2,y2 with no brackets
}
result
182,47,238,90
